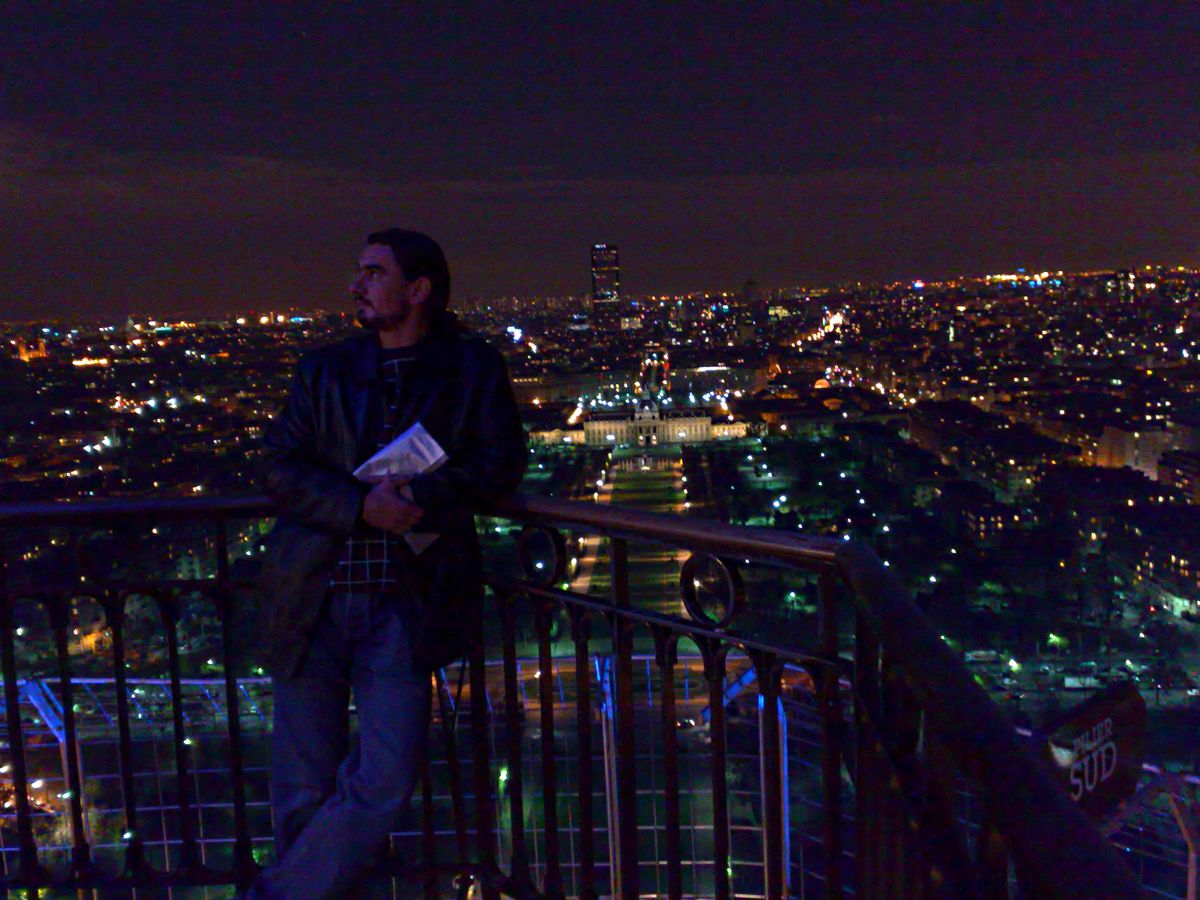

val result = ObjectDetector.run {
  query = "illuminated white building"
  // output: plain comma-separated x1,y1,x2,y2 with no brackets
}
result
578,400,746,447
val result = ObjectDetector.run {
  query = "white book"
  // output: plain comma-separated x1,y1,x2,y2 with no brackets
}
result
353,422,447,554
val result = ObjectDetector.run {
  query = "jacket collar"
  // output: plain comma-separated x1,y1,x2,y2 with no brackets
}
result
347,313,463,384
348,332,380,383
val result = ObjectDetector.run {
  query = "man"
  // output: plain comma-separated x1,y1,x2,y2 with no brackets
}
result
249,229,527,898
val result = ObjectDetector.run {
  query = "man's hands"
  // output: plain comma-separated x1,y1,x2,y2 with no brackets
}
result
362,476,425,534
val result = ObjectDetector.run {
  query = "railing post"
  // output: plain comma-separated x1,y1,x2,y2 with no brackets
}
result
0,545,45,887
101,589,149,879
434,665,470,867
608,537,640,899
754,652,787,900
701,638,732,900
214,519,255,885
469,601,499,900
45,594,94,883
498,591,533,895
978,798,1010,899
880,645,920,895
817,571,845,899
854,608,882,900
921,729,979,895
420,755,439,900
159,591,204,877
535,599,565,898
571,608,598,900
652,626,683,900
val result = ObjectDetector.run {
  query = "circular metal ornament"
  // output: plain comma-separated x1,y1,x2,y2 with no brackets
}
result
679,553,745,629
516,526,568,588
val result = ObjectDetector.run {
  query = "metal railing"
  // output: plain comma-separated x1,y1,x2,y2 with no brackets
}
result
0,495,1148,898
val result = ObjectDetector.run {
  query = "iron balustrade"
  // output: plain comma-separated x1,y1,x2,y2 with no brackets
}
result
0,495,1147,899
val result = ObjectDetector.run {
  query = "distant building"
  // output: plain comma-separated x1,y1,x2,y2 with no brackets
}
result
1159,450,1200,503
1039,465,1180,552
932,479,1025,543
16,338,48,362
591,244,621,333
737,278,767,341
580,400,746,446
527,427,587,446
1117,506,1200,617
1096,425,1172,479
511,372,610,405
908,399,1076,498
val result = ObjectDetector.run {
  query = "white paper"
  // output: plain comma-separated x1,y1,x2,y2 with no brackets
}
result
353,422,446,554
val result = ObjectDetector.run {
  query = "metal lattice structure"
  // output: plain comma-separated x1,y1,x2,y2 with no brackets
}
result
0,495,1182,898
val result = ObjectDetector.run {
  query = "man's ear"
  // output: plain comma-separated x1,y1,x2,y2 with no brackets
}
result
408,276,433,307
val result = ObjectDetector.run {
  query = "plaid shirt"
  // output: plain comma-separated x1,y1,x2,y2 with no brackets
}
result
329,346,421,592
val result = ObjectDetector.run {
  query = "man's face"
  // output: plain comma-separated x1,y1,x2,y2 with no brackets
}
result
350,243,412,331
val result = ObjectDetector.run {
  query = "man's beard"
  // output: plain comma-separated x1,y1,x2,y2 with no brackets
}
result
356,301,411,332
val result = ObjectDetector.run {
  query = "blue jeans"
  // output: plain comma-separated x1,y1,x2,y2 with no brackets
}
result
249,591,431,899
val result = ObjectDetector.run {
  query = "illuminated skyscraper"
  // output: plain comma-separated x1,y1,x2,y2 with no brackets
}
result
591,243,621,332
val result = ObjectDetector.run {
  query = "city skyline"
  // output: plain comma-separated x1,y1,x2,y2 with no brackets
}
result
1,257,1196,326
2,237,1197,897
3,4,1199,318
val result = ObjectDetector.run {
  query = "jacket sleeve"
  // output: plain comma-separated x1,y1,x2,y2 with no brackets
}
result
262,357,369,535
406,343,527,530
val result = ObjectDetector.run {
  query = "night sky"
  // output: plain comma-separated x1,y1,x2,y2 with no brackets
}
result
2,4,1198,319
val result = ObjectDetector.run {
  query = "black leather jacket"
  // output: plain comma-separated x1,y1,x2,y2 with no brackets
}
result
260,319,527,676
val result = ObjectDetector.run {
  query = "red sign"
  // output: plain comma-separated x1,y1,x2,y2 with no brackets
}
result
1040,681,1147,820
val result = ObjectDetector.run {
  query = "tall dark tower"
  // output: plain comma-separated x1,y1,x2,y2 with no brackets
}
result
738,278,767,341
591,243,621,332
742,279,763,322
